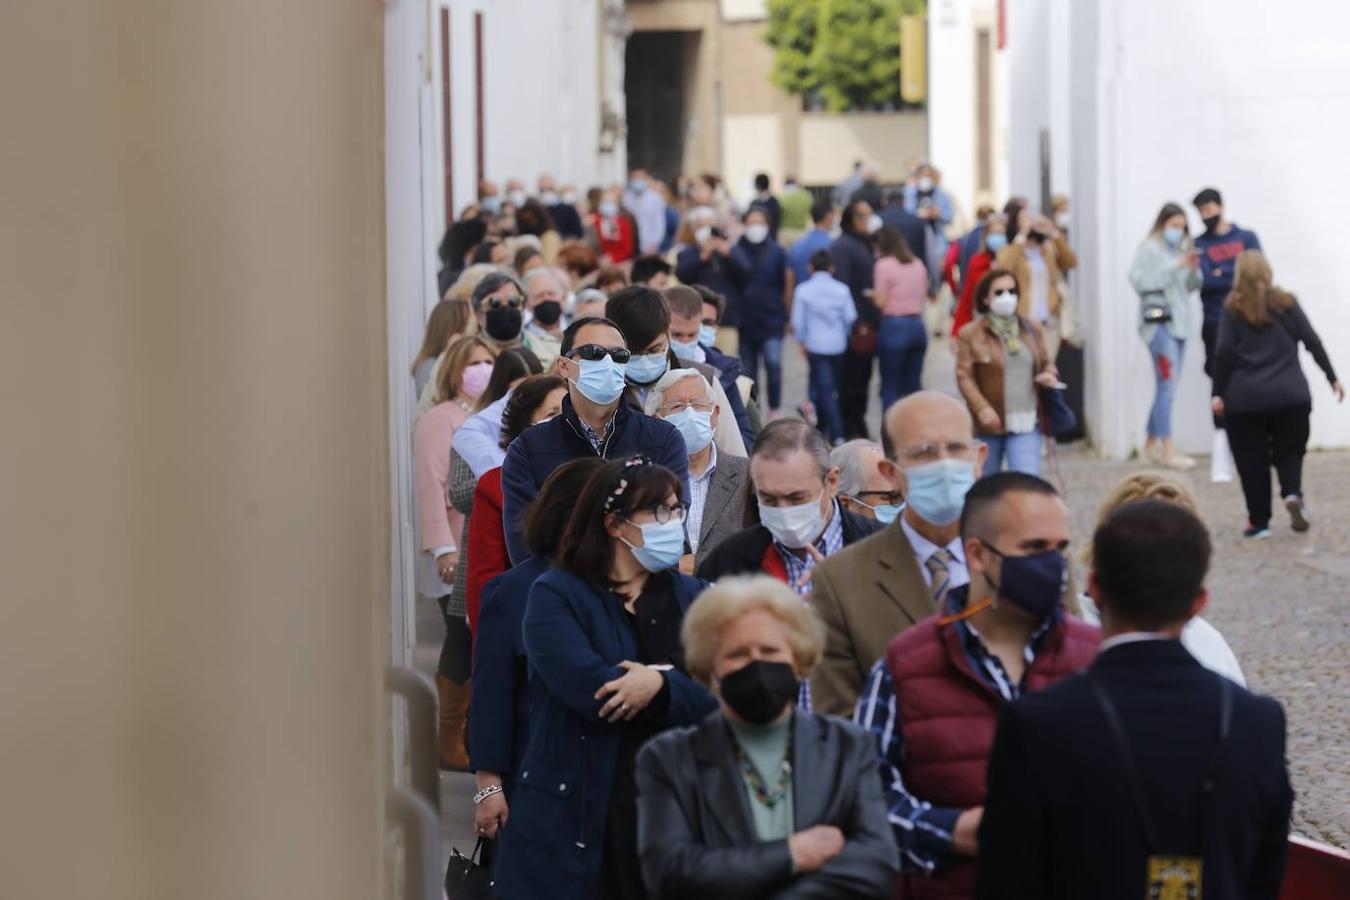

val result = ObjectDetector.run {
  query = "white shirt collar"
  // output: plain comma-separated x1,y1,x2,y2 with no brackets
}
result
899,514,965,567
1098,632,1175,653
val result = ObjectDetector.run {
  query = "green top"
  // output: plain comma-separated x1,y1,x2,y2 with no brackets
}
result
727,715,794,842
779,187,812,231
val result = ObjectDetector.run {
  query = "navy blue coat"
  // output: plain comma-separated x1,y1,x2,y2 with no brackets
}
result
731,238,789,343
467,555,548,781
830,232,878,323
880,205,931,274
501,394,688,564
493,568,718,899
675,245,746,327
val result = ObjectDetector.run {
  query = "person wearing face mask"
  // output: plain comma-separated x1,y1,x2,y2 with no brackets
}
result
831,440,902,524
500,315,689,564
502,177,528,212
607,286,749,458
635,576,900,898
664,285,754,447
675,207,745,352
854,472,1100,898
995,210,1078,362
514,198,561,265
1129,203,1203,471
493,458,717,900
645,368,747,571
902,163,956,295
623,168,668,256
809,391,986,717
589,189,636,265
732,207,790,420
696,420,881,612
521,266,570,369
830,199,882,440
951,214,1008,337
478,178,501,216
469,271,529,351
956,268,1061,476
538,174,584,239
412,335,498,769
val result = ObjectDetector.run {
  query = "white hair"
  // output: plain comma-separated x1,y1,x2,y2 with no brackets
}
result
524,266,569,295
831,439,883,498
643,367,712,416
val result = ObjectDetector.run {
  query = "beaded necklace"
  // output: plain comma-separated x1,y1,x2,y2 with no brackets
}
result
732,727,794,809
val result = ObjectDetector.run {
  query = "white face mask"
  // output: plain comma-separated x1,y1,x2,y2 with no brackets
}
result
598,200,618,218
694,226,713,244
866,213,884,234
990,290,1019,319
507,189,527,208
745,223,769,244
560,191,577,205
758,495,827,549
539,190,559,206
917,176,935,192
1055,212,1070,229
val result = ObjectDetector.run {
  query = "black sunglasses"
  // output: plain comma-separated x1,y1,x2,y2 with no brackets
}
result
486,295,524,310
568,343,631,363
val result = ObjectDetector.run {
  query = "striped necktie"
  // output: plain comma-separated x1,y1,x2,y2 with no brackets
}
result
925,548,956,610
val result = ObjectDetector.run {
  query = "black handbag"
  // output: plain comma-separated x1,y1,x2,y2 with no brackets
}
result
444,837,493,899
1039,386,1078,440
1141,303,1172,325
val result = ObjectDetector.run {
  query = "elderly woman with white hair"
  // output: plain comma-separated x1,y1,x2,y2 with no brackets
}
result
522,266,571,368
635,575,899,898
644,368,749,571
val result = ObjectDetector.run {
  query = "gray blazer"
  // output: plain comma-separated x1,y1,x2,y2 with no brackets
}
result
693,453,749,569
635,710,899,899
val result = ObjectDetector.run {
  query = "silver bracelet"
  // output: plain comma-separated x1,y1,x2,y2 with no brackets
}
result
473,783,504,806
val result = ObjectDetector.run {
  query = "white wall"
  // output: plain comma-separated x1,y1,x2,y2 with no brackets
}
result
928,0,976,212
1005,0,1050,203
1072,0,1350,457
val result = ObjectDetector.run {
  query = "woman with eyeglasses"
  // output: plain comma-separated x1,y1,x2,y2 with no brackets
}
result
956,267,1060,476
492,458,717,900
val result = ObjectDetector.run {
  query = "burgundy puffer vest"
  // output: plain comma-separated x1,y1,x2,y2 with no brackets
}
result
885,613,1100,899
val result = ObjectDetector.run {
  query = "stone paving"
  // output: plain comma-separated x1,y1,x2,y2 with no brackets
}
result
421,333,1350,860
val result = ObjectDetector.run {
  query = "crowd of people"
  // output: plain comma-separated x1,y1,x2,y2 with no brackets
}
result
412,163,1342,898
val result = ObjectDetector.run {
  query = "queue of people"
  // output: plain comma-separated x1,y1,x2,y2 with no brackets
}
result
410,165,1330,899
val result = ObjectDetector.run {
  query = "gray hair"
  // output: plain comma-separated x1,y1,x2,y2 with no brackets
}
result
750,419,832,479
643,367,711,416
831,439,883,498
524,266,570,295
470,271,525,312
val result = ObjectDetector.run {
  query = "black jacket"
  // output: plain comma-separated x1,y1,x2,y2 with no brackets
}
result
976,639,1292,900
1213,300,1338,413
879,205,930,273
829,232,878,323
695,508,881,583
636,710,899,899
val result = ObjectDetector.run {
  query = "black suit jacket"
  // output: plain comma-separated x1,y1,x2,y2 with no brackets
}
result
976,639,1292,900
636,711,899,899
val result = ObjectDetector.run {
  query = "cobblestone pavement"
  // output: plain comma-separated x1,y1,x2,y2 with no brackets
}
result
421,332,1349,855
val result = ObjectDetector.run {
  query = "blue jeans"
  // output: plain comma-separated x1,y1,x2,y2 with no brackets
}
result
980,430,1042,476
807,353,845,442
1147,328,1184,439
878,315,928,412
740,335,784,410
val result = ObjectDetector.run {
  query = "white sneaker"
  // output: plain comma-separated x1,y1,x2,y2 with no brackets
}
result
1211,431,1235,483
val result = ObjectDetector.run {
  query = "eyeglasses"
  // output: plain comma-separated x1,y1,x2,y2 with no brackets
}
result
569,343,631,363
486,295,524,310
658,399,714,417
701,319,718,328
897,440,980,465
628,502,689,525
853,490,901,505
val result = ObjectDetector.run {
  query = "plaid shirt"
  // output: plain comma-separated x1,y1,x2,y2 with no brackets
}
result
577,413,615,455
686,443,717,554
774,501,845,711
853,586,1056,873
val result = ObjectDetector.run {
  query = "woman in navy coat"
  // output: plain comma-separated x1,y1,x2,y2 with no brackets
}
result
493,457,717,900
731,206,790,416
467,457,606,843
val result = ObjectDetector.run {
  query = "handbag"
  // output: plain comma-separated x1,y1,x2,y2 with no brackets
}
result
1141,303,1171,325
444,837,493,899
849,319,879,356
1039,385,1078,440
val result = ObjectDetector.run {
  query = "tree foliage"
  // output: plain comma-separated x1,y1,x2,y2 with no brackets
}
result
764,0,924,112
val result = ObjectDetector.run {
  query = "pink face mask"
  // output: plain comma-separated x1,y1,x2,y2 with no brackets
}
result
460,361,493,400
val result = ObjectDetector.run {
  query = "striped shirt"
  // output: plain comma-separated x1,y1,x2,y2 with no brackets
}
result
775,501,845,711
852,586,1056,872
686,443,718,554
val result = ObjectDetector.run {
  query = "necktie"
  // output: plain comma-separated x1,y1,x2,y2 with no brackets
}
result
926,548,956,611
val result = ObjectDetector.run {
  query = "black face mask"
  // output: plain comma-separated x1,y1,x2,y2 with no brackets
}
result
485,306,523,341
718,660,799,725
1202,214,1221,233
532,300,563,326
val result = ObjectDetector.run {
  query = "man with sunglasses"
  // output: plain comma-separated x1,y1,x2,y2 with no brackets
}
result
472,272,528,350
500,315,689,564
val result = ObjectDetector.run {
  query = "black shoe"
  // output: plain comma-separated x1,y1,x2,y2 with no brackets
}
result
1284,496,1311,532
1242,523,1271,540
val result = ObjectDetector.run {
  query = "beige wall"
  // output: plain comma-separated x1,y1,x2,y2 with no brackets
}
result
0,3,389,898
798,112,929,185
627,0,723,174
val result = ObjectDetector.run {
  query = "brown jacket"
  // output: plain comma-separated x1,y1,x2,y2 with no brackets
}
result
808,520,935,717
996,236,1078,318
955,316,1053,436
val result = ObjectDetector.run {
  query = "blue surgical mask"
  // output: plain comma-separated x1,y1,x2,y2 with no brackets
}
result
573,356,627,405
622,518,685,572
983,543,1067,621
671,337,701,360
903,459,977,526
698,324,718,348
873,503,903,525
480,196,501,215
1163,226,1185,248
985,233,1008,253
665,407,714,454
625,352,669,385
630,178,648,193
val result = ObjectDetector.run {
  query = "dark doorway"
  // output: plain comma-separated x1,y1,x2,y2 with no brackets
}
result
625,31,696,181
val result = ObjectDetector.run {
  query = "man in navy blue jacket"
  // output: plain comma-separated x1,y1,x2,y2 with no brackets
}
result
977,500,1291,899
1193,188,1262,383
500,316,688,563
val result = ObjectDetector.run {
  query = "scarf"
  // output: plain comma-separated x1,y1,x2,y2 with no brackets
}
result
987,313,1023,355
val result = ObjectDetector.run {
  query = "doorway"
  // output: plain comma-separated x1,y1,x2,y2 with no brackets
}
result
625,30,697,181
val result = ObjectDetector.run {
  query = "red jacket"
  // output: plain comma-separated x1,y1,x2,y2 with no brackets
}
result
466,467,508,636
951,250,994,338
886,610,1100,899
589,212,635,264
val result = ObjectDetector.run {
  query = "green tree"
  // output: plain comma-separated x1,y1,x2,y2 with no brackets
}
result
764,0,924,112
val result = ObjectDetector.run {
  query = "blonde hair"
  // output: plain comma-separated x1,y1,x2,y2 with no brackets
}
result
435,335,496,404
681,576,825,685
1083,471,1199,566
1226,250,1295,328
